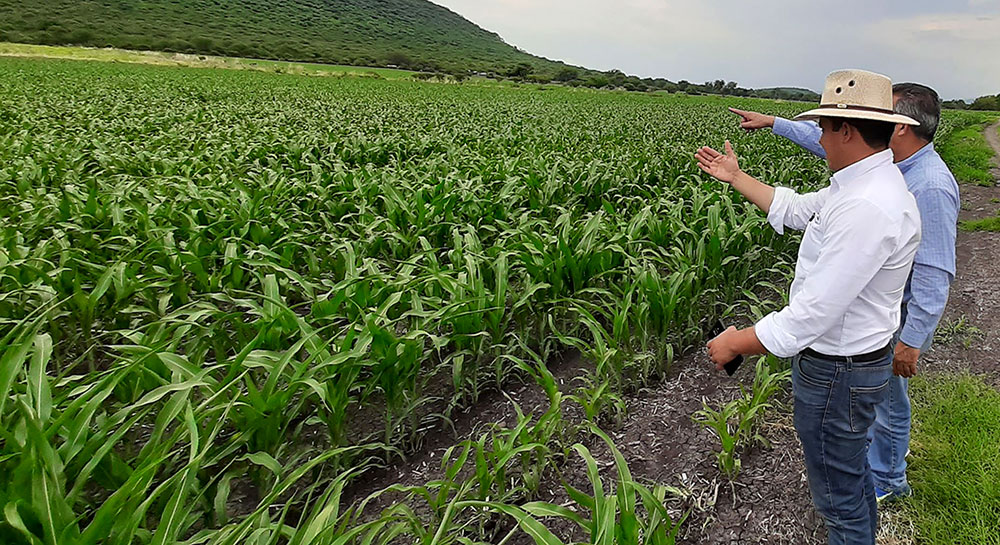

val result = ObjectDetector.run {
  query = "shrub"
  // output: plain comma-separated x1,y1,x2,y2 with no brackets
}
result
68,29,94,44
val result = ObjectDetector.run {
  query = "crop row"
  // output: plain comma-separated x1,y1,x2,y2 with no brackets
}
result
0,58,828,543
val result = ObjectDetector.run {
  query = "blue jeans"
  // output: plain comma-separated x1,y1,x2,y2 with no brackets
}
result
866,318,931,494
792,349,893,545
866,374,911,493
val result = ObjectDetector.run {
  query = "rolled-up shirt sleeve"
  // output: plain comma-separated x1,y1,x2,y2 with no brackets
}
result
772,117,827,159
900,263,952,350
766,186,831,235
755,199,900,357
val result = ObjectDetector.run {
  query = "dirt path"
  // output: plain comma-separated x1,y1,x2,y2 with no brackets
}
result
986,120,1000,179
985,120,1000,158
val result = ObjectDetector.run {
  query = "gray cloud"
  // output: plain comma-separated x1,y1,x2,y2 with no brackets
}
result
433,0,999,99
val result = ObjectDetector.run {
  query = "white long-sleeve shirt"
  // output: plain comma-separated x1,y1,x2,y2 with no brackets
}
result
755,149,922,358
772,118,959,351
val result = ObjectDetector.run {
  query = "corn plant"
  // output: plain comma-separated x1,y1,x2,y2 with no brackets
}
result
0,56,839,542
568,375,627,428
693,355,791,478
485,426,689,545
693,398,744,478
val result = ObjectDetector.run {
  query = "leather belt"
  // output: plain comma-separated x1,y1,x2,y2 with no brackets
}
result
802,343,893,364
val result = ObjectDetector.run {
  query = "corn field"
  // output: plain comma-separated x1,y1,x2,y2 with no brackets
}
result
0,57,833,544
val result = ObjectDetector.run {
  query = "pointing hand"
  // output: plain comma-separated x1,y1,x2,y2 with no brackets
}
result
729,108,775,131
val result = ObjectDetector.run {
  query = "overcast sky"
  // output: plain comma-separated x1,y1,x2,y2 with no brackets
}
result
432,0,1000,100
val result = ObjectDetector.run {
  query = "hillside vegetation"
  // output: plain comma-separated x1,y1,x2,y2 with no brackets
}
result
0,0,577,76
0,0,829,97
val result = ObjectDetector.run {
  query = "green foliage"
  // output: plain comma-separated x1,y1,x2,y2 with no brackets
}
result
693,355,790,478
933,315,985,348
942,99,970,110
507,62,534,79
0,0,580,77
493,427,689,545
693,398,744,478
753,87,821,102
903,374,1000,544
0,57,831,543
555,67,580,82
969,94,1000,111
568,375,627,427
960,214,1000,232
935,111,999,186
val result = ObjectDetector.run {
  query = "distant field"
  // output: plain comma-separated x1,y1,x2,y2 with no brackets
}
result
0,41,417,78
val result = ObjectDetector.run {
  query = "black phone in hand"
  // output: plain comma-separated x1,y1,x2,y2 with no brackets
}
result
709,321,744,376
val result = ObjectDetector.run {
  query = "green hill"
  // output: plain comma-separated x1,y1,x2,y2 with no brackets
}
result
0,0,577,76
753,87,821,102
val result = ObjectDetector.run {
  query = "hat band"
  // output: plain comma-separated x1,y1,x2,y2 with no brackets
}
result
818,103,897,115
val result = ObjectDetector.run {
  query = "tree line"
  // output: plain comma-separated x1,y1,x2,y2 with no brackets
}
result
943,94,1000,111
411,61,818,101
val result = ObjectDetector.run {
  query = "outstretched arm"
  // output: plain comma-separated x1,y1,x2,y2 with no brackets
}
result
729,108,827,158
694,141,775,212
695,141,828,233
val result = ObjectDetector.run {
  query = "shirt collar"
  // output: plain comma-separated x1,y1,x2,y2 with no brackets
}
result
895,142,934,175
831,148,895,189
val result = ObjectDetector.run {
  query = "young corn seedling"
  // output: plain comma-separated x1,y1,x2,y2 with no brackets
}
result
568,374,627,428
736,355,791,449
483,425,688,545
694,355,791,478
693,398,743,479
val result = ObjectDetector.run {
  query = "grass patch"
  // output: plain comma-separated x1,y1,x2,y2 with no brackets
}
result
904,373,1000,544
933,315,985,347
937,124,997,186
960,215,1000,232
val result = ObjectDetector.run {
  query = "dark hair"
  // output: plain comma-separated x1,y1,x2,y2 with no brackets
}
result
828,118,895,149
892,82,941,141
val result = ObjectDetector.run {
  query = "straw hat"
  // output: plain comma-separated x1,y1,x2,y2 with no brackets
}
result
795,69,919,126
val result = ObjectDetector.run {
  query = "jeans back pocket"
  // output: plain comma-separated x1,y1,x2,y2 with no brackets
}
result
850,379,890,433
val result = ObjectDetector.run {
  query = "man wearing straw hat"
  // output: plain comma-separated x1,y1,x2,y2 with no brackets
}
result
728,84,959,505
696,69,922,545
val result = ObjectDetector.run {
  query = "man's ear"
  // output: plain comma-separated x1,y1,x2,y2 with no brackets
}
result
842,122,854,143
896,123,907,137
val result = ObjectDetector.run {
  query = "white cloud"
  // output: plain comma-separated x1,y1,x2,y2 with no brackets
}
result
432,1,999,98
864,13,1000,97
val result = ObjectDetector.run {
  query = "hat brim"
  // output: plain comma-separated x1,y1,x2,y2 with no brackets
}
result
794,108,919,126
